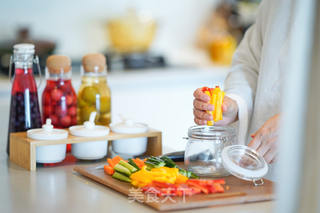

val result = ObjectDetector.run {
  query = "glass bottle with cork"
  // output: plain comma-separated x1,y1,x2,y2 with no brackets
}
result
77,53,111,125
7,43,42,155
42,55,77,153
42,55,77,128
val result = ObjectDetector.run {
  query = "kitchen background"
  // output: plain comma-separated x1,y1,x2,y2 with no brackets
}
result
0,0,259,154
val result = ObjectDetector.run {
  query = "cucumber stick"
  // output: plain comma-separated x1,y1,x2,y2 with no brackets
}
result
112,172,131,183
128,159,140,170
118,160,137,173
160,156,177,168
145,161,165,169
114,164,131,176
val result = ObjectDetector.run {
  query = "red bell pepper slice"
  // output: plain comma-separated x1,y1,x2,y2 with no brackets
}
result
213,183,225,193
187,182,209,194
212,179,226,185
201,86,210,92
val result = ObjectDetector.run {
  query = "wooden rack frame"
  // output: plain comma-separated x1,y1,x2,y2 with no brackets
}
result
10,129,162,171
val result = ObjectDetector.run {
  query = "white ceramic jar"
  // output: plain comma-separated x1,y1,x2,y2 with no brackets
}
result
70,112,110,160
27,119,68,163
110,119,148,157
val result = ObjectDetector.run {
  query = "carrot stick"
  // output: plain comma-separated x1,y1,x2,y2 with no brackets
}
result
104,165,114,175
111,156,122,166
107,158,116,168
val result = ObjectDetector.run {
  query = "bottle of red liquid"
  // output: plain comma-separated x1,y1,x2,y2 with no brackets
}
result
42,55,77,152
7,43,42,155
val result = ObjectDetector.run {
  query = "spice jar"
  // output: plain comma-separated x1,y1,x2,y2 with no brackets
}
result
184,125,236,177
77,53,111,125
110,119,148,159
27,119,68,163
42,55,77,128
70,112,110,160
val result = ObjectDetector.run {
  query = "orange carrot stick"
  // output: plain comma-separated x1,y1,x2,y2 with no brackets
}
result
104,165,114,175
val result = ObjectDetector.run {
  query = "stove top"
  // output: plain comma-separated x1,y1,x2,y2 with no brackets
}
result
105,51,166,71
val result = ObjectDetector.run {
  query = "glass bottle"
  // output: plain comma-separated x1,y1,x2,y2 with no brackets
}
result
77,53,111,125
7,43,42,155
42,55,77,153
42,55,77,128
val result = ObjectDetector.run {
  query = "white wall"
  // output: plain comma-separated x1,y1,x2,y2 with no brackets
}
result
0,0,218,60
0,66,228,154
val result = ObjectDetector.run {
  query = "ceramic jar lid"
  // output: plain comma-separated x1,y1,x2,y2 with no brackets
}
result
221,145,268,186
110,119,148,134
69,112,109,137
27,119,68,140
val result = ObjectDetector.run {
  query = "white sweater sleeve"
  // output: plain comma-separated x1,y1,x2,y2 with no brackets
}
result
224,0,270,144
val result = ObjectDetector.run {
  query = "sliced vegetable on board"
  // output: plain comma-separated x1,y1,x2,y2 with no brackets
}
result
103,155,227,197
112,172,131,183
104,165,114,175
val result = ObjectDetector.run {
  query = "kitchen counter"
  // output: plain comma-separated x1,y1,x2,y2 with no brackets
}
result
0,155,274,213
0,67,274,212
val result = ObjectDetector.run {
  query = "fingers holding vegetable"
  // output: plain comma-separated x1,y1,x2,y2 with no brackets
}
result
193,86,238,126
215,96,238,126
193,108,213,121
193,87,214,125
193,88,210,102
193,86,226,126
193,99,214,111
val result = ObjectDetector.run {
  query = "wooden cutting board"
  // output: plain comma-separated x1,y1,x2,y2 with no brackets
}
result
74,165,274,211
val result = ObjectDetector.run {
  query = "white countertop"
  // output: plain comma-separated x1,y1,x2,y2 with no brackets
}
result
0,155,274,213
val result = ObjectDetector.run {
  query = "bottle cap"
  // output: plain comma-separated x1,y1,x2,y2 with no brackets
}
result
69,112,110,137
110,116,148,134
46,55,71,74
27,119,68,140
82,53,106,73
13,43,35,54
221,145,268,186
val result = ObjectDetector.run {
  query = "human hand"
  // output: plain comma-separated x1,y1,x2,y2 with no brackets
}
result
193,88,238,125
248,114,280,164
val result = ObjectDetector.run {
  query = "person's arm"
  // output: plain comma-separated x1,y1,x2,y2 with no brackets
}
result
193,0,272,143
223,0,271,144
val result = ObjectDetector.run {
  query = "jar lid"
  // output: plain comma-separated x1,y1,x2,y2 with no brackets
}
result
69,112,110,137
82,53,107,73
13,43,35,54
27,119,68,140
221,145,268,184
188,125,235,140
110,119,148,134
46,55,71,74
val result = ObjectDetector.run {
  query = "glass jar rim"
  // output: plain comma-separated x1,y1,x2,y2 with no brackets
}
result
188,125,235,140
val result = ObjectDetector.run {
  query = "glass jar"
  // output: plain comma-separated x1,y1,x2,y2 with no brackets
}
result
7,43,42,155
42,55,77,128
77,53,111,125
184,125,236,177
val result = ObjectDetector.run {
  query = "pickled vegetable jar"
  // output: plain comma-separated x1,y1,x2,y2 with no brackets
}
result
77,53,111,125
42,55,77,128
184,125,236,177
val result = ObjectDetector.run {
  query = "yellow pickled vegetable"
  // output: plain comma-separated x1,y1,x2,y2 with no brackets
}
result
204,91,214,126
202,86,225,125
130,166,188,188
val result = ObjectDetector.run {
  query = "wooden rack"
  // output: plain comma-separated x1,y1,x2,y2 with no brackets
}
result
9,129,162,171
